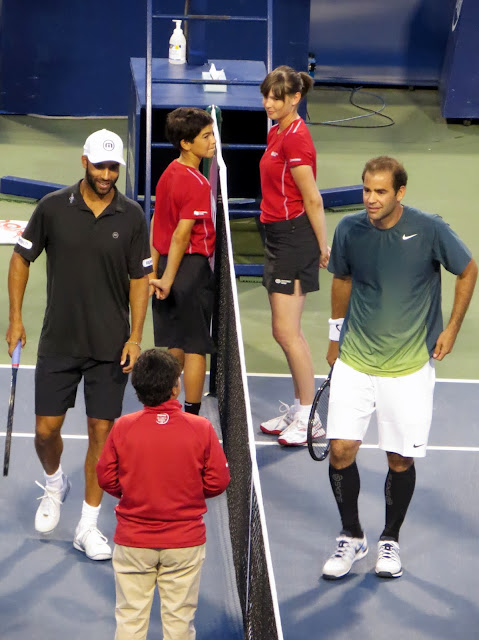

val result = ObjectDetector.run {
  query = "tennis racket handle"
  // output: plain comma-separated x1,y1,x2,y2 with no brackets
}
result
12,341,21,367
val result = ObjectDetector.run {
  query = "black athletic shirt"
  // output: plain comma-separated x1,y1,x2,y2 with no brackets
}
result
14,182,152,360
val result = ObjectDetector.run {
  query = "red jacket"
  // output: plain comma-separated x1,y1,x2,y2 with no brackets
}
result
97,399,230,549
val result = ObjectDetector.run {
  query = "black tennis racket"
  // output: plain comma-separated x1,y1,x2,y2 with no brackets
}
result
307,368,333,461
3,340,21,477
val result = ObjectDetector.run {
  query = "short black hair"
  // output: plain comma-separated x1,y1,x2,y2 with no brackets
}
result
165,107,213,151
362,156,408,193
131,349,182,407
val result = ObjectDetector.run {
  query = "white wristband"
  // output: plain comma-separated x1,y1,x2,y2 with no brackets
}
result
328,318,344,341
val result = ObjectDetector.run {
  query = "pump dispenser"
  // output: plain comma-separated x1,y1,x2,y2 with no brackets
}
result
169,20,186,65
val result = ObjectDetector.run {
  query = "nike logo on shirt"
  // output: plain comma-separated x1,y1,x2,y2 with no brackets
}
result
402,234,417,240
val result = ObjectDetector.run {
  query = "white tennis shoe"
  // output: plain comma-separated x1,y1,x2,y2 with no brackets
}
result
260,402,297,435
34,474,71,534
322,534,369,579
277,413,324,446
74,525,112,561
375,540,402,578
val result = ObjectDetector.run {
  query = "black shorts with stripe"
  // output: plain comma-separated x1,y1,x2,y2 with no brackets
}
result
262,214,320,295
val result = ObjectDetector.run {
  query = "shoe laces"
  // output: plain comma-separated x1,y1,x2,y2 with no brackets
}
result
333,537,362,560
35,480,63,508
278,401,294,418
378,542,399,562
80,526,109,545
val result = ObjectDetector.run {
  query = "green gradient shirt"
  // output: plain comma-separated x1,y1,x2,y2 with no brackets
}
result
328,206,471,376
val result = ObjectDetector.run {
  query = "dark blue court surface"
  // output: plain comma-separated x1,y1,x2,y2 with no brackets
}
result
0,368,242,640
250,374,479,640
2,368,478,639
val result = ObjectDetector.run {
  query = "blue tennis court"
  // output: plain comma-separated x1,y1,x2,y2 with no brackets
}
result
251,373,479,640
0,367,243,640
1,367,478,639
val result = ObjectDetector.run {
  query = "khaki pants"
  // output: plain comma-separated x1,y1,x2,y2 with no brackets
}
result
113,543,206,640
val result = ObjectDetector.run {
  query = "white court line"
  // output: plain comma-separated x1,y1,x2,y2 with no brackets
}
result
246,372,479,384
0,432,88,440
2,433,477,452
255,440,479,452
0,432,227,446
0,364,36,370
1,365,478,384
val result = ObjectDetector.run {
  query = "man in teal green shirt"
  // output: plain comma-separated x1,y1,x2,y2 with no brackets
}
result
322,156,477,581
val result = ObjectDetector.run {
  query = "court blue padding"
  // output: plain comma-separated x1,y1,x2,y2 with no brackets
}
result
0,176,65,200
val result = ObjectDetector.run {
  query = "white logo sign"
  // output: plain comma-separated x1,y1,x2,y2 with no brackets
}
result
156,413,170,425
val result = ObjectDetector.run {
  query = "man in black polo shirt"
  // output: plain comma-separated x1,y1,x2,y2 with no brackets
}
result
6,129,152,561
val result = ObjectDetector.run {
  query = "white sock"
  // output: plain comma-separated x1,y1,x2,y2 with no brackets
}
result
294,398,300,412
44,465,64,492
298,404,312,420
77,501,101,532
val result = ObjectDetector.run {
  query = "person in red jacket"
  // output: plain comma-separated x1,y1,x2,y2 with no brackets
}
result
97,349,230,640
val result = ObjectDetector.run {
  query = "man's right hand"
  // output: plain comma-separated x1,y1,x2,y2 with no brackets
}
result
6,322,26,357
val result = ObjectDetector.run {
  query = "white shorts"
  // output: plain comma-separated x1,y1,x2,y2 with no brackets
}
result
327,358,436,458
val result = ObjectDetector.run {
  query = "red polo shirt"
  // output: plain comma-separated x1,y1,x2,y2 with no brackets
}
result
260,118,316,223
152,160,215,257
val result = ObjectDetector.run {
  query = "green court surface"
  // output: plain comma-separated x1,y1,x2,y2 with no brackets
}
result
0,87,477,377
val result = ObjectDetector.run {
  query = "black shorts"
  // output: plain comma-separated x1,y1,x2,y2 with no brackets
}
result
262,214,320,295
152,254,216,355
35,355,128,420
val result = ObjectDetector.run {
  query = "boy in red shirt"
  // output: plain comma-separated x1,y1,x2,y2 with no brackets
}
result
149,107,216,416
97,349,230,640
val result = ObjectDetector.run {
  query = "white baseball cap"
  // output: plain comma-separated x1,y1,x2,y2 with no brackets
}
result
83,129,126,166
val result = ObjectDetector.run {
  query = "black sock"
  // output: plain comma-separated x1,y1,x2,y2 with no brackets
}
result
184,401,201,415
380,465,416,542
329,462,363,539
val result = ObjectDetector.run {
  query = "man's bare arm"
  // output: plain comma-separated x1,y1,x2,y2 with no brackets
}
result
6,252,30,356
433,258,477,360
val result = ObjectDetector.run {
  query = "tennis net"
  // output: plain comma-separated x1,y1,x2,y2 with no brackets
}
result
208,107,283,640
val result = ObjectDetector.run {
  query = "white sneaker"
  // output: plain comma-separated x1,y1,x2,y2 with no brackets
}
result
322,534,368,580
34,475,71,534
375,540,402,578
73,525,112,561
260,402,297,435
277,413,324,446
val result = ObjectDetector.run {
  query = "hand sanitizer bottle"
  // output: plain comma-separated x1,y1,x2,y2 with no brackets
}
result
169,20,186,65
